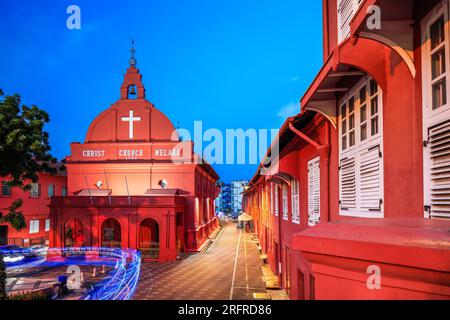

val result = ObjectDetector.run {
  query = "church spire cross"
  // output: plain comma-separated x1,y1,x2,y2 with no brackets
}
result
121,110,141,139
129,39,137,67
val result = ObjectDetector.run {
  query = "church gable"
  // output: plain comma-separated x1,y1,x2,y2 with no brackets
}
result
84,66,176,143
69,46,191,164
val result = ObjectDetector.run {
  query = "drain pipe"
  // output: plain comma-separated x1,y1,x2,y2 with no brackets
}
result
288,120,331,223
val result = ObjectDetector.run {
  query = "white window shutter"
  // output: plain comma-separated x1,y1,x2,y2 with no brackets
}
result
274,185,279,216
337,0,362,43
291,179,300,224
282,185,289,221
269,183,272,215
340,156,356,209
427,121,450,218
360,145,382,210
308,157,320,226
29,220,39,234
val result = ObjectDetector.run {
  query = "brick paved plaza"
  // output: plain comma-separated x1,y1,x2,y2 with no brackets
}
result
133,221,270,300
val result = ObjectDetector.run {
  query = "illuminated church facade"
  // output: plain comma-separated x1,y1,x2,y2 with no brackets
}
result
49,51,220,261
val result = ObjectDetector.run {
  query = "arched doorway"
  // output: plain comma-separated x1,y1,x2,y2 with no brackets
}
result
101,218,121,248
139,218,159,259
64,218,84,247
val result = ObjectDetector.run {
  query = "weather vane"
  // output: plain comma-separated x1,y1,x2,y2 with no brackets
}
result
129,39,137,67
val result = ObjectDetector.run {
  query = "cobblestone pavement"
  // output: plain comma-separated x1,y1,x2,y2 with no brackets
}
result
133,221,268,300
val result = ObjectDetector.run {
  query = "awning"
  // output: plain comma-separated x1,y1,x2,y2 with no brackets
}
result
76,189,112,196
266,173,292,187
145,189,180,196
238,213,253,222
300,54,366,129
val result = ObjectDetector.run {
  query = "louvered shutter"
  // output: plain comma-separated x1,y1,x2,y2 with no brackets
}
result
340,156,356,209
308,157,320,226
270,183,273,215
360,145,382,210
427,121,450,218
291,179,300,224
282,185,289,220
337,0,362,43
338,0,355,43
274,185,279,216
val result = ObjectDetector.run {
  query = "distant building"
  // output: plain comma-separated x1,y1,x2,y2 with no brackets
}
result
231,180,248,214
219,183,232,213
215,181,248,214
214,193,222,214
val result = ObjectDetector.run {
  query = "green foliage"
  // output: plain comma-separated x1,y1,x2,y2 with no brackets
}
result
0,88,60,300
1,199,26,231
0,90,57,189
0,89,58,231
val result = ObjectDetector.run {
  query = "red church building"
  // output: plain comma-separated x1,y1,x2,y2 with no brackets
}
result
244,0,450,299
49,52,220,261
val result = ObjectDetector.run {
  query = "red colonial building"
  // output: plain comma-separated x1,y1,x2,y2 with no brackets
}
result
244,0,450,299
49,54,220,261
0,169,67,247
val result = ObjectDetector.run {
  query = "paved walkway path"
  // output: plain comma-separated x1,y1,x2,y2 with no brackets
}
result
133,221,268,300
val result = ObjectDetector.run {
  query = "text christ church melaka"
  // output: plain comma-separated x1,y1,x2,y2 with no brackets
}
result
49,51,220,262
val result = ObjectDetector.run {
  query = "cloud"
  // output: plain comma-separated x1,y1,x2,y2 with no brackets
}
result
277,102,300,119
289,76,300,82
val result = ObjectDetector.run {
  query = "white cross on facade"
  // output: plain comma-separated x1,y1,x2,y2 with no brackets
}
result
121,110,141,139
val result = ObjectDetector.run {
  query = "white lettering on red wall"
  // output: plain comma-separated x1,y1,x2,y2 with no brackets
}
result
154,149,181,157
82,150,105,157
119,149,144,158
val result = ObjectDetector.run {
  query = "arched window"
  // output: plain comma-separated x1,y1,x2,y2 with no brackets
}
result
139,218,159,259
64,218,84,247
101,218,121,248
127,85,137,100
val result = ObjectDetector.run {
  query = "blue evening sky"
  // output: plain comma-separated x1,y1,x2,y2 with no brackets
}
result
0,0,323,183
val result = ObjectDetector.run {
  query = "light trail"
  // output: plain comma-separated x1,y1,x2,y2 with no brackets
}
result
1,247,141,300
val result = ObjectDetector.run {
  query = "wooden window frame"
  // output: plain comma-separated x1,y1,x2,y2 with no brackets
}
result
30,183,41,198
291,178,300,224
29,219,40,234
422,1,450,219
338,77,384,218
45,219,51,232
274,184,279,217
308,157,321,226
1,181,12,197
282,184,289,221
